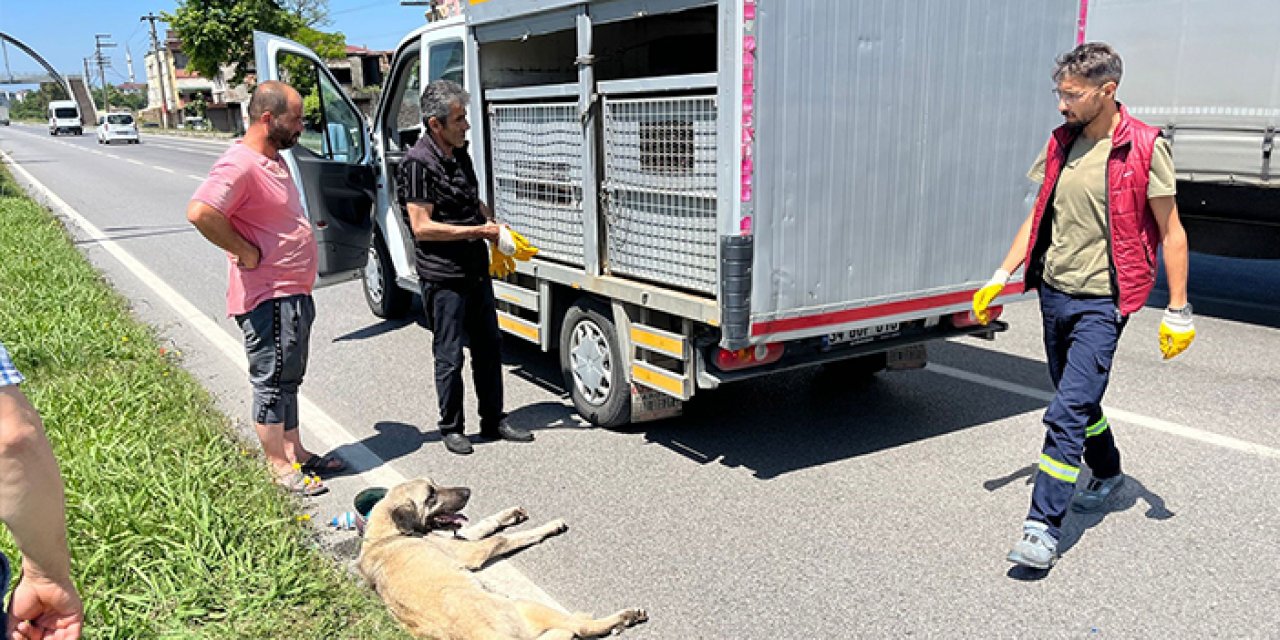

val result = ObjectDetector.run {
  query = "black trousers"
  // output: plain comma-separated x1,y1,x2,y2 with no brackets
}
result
421,277,504,435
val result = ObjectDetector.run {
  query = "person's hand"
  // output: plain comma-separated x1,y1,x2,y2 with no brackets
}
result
971,269,1011,325
6,570,84,640
476,222,502,243
234,244,261,270
1158,305,1196,360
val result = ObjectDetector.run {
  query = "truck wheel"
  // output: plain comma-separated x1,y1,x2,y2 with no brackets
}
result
361,229,411,319
560,300,631,428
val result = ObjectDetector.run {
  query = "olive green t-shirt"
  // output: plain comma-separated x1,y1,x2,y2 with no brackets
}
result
1028,136,1176,296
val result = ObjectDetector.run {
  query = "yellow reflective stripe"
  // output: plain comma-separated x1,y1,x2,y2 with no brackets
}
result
1086,416,1110,437
1038,454,1080,483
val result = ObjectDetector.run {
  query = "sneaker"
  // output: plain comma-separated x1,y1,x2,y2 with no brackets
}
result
1072,473,1125,513
1007,521,1058,569
442,432,474,455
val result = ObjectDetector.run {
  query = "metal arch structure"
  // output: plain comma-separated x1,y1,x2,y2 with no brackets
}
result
0,32,74,99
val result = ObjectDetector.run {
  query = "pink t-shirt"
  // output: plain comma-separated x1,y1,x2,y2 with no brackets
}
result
192,142,318,316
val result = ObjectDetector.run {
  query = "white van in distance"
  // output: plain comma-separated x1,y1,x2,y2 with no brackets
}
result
48,100,82,136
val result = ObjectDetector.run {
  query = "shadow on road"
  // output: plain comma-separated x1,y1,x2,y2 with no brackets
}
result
74,224,197,244
986,466,1175,581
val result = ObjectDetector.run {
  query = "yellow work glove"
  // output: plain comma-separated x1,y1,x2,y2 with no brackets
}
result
971,269,1011,325
488,242,516,278
510,228,539,261
1158,304,1196,360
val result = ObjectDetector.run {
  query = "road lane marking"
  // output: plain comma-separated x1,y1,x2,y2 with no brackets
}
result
928,363,1280,460
186,174,205,181
0,148,568,612
153,166,176,174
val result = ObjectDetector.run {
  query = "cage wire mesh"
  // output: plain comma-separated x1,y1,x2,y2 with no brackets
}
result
603,94,718,294
489,102,585,265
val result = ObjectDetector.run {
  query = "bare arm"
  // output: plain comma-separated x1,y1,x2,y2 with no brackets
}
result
406,202,500,242
186,200,260,269
1,385,84,639
0,386,72,586
996,211,1036,277
1150,195,1189,308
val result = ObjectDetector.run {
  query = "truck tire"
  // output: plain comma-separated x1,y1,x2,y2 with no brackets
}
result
361,229,411,319
559,300,631,428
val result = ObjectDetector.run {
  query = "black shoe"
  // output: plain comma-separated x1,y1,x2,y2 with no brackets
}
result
479,421,534,443
441,432,473,455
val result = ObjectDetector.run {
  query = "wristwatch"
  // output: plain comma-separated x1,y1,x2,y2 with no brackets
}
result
1166,303,1194,319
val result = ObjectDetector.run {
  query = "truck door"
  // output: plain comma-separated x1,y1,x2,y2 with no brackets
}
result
252,31,377,283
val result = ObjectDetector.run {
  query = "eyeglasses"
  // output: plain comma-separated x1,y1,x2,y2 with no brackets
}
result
1053,86,1102,105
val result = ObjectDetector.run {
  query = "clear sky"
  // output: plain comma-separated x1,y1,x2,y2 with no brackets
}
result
0,1,432,88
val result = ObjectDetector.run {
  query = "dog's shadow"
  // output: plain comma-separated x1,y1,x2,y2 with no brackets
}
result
988,465,1175,581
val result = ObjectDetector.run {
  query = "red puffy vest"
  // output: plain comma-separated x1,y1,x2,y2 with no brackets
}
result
1024,104,1164,316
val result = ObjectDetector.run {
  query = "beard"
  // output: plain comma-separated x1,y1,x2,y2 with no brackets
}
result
269,123,300,150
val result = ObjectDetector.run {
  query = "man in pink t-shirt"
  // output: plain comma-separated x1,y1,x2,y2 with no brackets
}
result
186,81,346,496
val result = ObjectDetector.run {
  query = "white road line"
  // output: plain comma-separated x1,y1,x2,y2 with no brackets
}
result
928,363,1280,460
186,174,205,181
127,158,146,166
0,149,567,610
153,166,176,174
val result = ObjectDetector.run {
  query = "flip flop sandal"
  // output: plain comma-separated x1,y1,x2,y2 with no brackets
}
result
300,453,347,476
277,470,328,497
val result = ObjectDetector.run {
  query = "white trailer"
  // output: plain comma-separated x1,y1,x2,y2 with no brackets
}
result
255,0,1078,427
1087,0,1280,259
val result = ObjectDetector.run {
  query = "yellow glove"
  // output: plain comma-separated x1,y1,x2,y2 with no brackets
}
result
971,269,1011,325
488,242,516,278
509,228,539,261
1158,305,1196,360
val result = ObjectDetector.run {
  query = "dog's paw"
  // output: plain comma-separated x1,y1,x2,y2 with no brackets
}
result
502,507,529,526
612,608,648,632
547,519,568,535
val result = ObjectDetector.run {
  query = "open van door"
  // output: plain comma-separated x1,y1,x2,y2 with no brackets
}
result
253,30,377,284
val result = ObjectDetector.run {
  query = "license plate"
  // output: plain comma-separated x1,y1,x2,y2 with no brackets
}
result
824,322,900,346
630,385,683,423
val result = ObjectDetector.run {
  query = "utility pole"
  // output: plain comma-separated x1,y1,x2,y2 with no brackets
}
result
141,13,171,129
94,33,116,114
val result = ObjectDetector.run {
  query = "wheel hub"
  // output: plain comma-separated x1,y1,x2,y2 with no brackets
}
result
364,246,383,303
569,321,612,405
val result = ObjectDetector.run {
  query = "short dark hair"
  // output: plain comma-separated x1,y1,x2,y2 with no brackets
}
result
248,80,293,121
1053,42,1123,86
420,79,469,127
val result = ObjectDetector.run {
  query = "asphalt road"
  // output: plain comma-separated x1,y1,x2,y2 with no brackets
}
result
3,122,1278,638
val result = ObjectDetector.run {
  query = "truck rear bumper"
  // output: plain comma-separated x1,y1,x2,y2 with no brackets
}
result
697,320,1008,388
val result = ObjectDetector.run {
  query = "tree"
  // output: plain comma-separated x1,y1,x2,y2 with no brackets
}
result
166,0,346,89
10,83,63,120
94,85,147,114
280,0,330,27
164,0,301,84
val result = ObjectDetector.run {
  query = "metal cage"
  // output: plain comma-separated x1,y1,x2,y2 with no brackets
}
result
602,94,718,294
488,102,585,265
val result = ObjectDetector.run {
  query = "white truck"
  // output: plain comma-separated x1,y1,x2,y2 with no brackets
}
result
1087,0,1280,259
48,100,81,136
254,0,1077,427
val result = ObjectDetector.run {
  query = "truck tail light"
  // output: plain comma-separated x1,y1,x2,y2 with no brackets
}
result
715,343,785,371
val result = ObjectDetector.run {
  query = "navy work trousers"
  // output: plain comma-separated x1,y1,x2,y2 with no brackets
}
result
1028,284,1126,539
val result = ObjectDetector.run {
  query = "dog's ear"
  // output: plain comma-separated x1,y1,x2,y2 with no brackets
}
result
390,502,421,535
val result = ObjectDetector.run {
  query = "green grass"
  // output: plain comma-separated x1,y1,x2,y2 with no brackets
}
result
0,165,408,639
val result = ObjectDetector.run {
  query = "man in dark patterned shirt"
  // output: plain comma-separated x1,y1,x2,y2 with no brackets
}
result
395,79,533,455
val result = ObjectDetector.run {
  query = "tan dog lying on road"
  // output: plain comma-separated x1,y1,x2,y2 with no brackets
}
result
358,477,648,639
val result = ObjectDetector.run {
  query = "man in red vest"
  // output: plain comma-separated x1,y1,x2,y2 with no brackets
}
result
972,42,1196,569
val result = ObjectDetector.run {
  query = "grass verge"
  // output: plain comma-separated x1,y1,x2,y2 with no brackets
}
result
0,163,406,639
